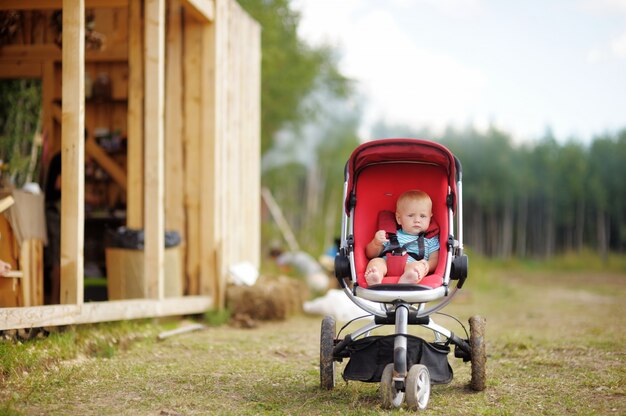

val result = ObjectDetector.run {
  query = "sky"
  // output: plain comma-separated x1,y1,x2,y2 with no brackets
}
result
293,0,626,143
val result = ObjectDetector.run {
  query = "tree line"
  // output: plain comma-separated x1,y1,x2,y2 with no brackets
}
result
437,127,626,259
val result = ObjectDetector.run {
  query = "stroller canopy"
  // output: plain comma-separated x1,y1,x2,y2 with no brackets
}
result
344,138,459,215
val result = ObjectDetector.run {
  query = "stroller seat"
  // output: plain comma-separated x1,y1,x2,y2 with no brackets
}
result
353,163,449,289
351,161,452,303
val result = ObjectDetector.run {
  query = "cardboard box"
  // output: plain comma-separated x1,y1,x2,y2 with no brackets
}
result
106,247,183,299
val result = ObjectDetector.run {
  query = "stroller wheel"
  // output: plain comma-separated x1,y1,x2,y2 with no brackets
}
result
320,316,336,390
469,315,487,391
380,363,404,409
406,364,431,410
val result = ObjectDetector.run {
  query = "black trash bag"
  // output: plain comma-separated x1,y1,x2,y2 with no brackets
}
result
106,227,181,249
342,334,453,384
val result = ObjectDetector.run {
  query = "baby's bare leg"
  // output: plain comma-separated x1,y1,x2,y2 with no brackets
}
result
398,261,422,284
365,258,387,286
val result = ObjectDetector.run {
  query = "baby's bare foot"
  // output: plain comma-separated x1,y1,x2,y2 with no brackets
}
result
365,267,383,286
398,266,423,284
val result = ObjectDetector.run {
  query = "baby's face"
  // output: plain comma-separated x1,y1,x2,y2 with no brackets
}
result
395,199,432,235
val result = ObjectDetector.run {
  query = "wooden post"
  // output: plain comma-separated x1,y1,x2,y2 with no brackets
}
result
127,0,144,229
144,0,165,300
183,19,202,295
165,0,185,242
203,0,229,307
165,0,186,294
199,22,216,298
60,0,85,305
42,61,55,161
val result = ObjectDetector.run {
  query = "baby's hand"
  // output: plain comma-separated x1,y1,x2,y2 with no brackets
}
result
373,230,388,246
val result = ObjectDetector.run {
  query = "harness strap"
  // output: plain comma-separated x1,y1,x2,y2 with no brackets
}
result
406,233,425,261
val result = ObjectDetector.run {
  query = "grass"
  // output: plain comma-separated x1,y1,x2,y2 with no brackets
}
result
1,254,625,415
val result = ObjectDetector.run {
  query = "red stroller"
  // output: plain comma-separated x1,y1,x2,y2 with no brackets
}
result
320,138,486,410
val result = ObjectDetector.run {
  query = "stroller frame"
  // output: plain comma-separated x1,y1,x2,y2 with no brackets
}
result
320,138,486,410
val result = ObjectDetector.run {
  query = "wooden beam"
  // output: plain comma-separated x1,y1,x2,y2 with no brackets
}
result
0,62,42,79
0,196,15,213
60,0,85,305
211,0,230,307
199,21,217,298
85,137,128,190
0,44,60,60
182,0,214,22
126,0,144,229
0,296,212,330
165,0,185,238
144,0,165,300
0,44,127,62
183,20,202,295
42,62,55,155
0,0,128,10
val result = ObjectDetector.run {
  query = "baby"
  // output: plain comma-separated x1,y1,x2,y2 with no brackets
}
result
364,190,440,286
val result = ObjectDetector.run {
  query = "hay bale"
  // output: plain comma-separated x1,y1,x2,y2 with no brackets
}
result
226,275,308,323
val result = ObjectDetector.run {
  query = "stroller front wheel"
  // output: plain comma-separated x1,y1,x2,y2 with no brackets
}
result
320,316,336,390
380,363,405,409
406,364,431,410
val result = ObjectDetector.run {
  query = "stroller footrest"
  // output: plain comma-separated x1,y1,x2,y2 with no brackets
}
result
355,285,447,303
375,312,430,325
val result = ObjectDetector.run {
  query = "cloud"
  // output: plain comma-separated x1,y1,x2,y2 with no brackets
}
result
396,0,485,18
337,9,487,133
579,0,626,13
587,31,626,62
611,32,626,59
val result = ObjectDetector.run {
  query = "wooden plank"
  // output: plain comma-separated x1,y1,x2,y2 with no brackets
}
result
226,0,238,284
19,242,32,307
42,62,55,155
126,0,144,229
1,271,23,278
245,10,262,269
199,22,216,298
0,44,127,62
0,62,42,78
165,0,185,239
212,0,229,307
0,215,21,307
0,44,60,60
183,20,202,295
0,0,128,10
109,62,129,99
19,240,44,306
182,0,214,22
0,196,15,213
60,0,85,306
0,296,212,330
143,0,165,300
85,137,128,190
106,247,182,299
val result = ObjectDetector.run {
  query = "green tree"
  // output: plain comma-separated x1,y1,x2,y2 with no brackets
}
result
237,0,351,154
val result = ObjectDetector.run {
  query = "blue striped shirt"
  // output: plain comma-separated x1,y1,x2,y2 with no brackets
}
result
384,229,440,263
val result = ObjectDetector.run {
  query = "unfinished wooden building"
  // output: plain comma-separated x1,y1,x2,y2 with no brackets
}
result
0,0,261,330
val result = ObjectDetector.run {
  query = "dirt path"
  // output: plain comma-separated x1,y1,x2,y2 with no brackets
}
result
3,269,626,415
